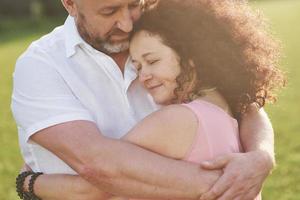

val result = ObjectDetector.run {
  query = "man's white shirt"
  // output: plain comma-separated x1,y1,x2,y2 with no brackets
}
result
11,16,158,174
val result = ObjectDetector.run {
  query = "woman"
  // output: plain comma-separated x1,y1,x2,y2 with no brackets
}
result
19,0,285,199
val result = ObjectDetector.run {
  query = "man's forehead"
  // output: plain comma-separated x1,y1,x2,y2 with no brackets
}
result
77,0,142,12
91,0,141,7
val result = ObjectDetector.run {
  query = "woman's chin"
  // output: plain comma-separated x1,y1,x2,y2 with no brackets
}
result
153,97,172,106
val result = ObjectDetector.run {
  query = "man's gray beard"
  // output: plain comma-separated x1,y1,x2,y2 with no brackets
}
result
100,40,130,54
76,14,129,54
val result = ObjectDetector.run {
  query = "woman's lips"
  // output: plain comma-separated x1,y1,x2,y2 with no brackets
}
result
147,84,163,92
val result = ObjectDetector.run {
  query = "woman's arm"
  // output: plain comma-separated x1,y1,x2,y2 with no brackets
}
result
28,105,221,200
122,105,199,159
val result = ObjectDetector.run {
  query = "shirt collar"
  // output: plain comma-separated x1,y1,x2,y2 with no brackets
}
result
63,16,114,59
64,16,85,58
63,16,137,78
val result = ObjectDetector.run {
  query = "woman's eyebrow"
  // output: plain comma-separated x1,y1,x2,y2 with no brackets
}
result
142,52,156,58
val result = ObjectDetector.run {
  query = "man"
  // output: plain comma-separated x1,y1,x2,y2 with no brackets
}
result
12,0,274,199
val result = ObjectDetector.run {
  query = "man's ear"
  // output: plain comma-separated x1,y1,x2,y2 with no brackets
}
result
61,0,78,17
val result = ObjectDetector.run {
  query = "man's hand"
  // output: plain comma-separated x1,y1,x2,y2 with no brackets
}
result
199,151,274,200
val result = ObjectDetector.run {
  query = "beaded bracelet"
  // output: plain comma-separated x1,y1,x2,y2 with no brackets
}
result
27,172,43,200
16,171,34,199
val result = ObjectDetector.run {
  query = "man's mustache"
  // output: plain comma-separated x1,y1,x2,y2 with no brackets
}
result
107,29,130,39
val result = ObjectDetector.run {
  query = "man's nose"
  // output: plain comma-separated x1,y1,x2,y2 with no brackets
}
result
117,8,134,33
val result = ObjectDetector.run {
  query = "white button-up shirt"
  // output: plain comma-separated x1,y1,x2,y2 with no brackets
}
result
11,16,158,174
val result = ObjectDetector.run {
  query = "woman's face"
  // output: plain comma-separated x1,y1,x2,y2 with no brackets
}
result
130,31,181,105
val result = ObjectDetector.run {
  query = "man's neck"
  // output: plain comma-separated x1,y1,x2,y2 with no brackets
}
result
109,50,130,74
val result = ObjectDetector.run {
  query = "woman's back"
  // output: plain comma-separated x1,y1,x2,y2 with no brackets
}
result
182,100,242,163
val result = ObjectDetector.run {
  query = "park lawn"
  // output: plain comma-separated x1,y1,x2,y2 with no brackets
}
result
251,0,300,199
0,1,299,199
0,18,66,200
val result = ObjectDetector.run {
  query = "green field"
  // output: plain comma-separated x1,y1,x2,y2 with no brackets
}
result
1,1,300,199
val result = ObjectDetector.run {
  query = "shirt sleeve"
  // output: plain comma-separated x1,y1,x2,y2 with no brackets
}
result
11,55,95,143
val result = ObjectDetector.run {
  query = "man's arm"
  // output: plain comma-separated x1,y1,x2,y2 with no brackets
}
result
200,105,274,200
240,107,275,165
24,174,112,200
31,120,220,199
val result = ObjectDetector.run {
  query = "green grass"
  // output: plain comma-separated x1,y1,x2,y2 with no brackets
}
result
0,17,66,200
1,1,300,199
251,1,300,199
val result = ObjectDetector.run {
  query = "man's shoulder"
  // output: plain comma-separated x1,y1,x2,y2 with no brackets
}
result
19,25,66,61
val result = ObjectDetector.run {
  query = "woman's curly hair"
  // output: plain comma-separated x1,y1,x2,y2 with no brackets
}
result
133,0,286,118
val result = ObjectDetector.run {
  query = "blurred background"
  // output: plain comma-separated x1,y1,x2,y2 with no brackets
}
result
0,0,299,199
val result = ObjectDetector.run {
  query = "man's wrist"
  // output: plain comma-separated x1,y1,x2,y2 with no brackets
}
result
23,175,31,192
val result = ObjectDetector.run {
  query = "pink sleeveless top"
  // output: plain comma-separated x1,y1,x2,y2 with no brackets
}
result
182,100,242,163
132,100,261,200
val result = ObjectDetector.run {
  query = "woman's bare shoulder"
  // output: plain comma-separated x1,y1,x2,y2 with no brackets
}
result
124,104,199,159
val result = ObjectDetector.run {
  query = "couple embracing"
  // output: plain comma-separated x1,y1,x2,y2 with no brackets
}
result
13,0,285,200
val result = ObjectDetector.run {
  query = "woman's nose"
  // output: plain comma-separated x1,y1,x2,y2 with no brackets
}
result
139,68,152,83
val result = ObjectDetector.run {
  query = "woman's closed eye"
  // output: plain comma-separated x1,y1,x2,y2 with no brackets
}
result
147,59,160,65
